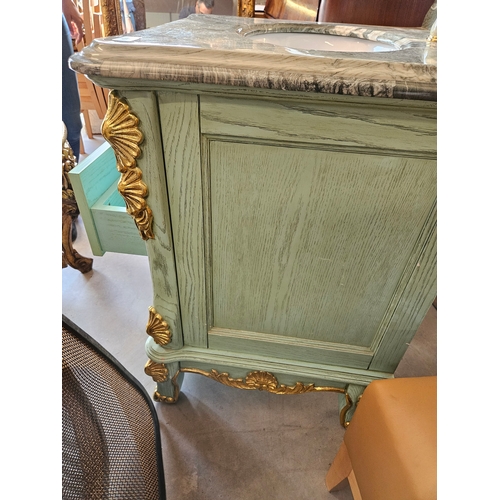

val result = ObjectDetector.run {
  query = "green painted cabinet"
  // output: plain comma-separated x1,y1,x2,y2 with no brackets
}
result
69,16,437,425
72,87,436,425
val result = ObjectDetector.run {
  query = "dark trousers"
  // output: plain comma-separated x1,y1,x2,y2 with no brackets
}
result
62,15,82,160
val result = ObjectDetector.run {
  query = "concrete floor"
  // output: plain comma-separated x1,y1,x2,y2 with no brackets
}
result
62,126,437,500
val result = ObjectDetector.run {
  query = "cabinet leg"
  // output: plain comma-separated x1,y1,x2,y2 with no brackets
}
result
339,384,365,426
62,126,93,274
62,211,93,273
325,441,352,492
145,360,185,403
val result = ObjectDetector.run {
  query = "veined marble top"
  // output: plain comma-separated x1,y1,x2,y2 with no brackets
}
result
69,15,437,101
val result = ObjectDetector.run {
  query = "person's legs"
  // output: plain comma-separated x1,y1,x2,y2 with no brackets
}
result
62,15,82,161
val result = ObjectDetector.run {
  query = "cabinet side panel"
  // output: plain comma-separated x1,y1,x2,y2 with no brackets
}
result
119,90,183,347
157,91,207,348
369,218,437,372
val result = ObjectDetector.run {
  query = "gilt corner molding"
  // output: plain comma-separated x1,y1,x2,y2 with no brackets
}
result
102,91,154,240
146,306,172,345
144,359,168,383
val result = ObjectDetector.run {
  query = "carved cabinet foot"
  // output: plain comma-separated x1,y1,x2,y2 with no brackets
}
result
62,212,93,273
145,360,184,403
339,384,365,427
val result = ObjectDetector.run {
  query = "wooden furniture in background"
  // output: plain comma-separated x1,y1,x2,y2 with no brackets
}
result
62,123,93,274
262,0,319,21
72,0,113,151
238,0,436,26
326,377,437,499
317,0,435,27
75,75,108,143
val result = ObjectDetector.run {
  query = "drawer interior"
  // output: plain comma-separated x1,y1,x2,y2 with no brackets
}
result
68,142,147,257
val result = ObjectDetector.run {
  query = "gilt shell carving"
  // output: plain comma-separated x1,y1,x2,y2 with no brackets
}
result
117,167,154,239
244,371,280,391
144,359,168,383
146,306,172,345
101,91,154,240
102,92,143,171
117,167,148,211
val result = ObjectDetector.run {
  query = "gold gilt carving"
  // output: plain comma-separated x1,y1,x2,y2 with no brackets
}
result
146,306,172,345
117,167,149,211
100,0,123,37
153,367,353,427
237,0,255,17
153,391,177,404
144,359,168,383
201,369,319,394
62,122,93,273
102,91,154,240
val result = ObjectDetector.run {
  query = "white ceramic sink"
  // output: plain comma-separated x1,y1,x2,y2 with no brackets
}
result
248,32,398,53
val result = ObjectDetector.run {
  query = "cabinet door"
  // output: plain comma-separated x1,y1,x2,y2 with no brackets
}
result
209,139,435,363
165,93,436,371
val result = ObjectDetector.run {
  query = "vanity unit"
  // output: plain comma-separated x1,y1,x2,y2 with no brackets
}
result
69,14,437,426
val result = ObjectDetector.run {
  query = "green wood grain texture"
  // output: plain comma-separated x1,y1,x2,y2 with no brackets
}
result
91,182,147,256
118,90,184,349
369,211,437,372
208,141,435,349
68,142,119,256
157,91,207,348
207,328,372,369
200,95,436,157
75,85,436,398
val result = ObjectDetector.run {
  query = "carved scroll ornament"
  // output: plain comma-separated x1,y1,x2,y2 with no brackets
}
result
102,91,154,240
153,367,353,427
62,123,93,273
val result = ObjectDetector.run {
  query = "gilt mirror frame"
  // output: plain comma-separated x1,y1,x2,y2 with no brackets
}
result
100,0,124,36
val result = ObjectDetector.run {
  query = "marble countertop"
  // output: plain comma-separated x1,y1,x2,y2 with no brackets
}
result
69,14,437,101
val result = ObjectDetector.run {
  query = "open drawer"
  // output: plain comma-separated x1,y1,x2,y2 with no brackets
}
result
68,142,147,257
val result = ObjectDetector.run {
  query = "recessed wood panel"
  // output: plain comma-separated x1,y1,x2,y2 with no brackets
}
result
209,140,435,347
